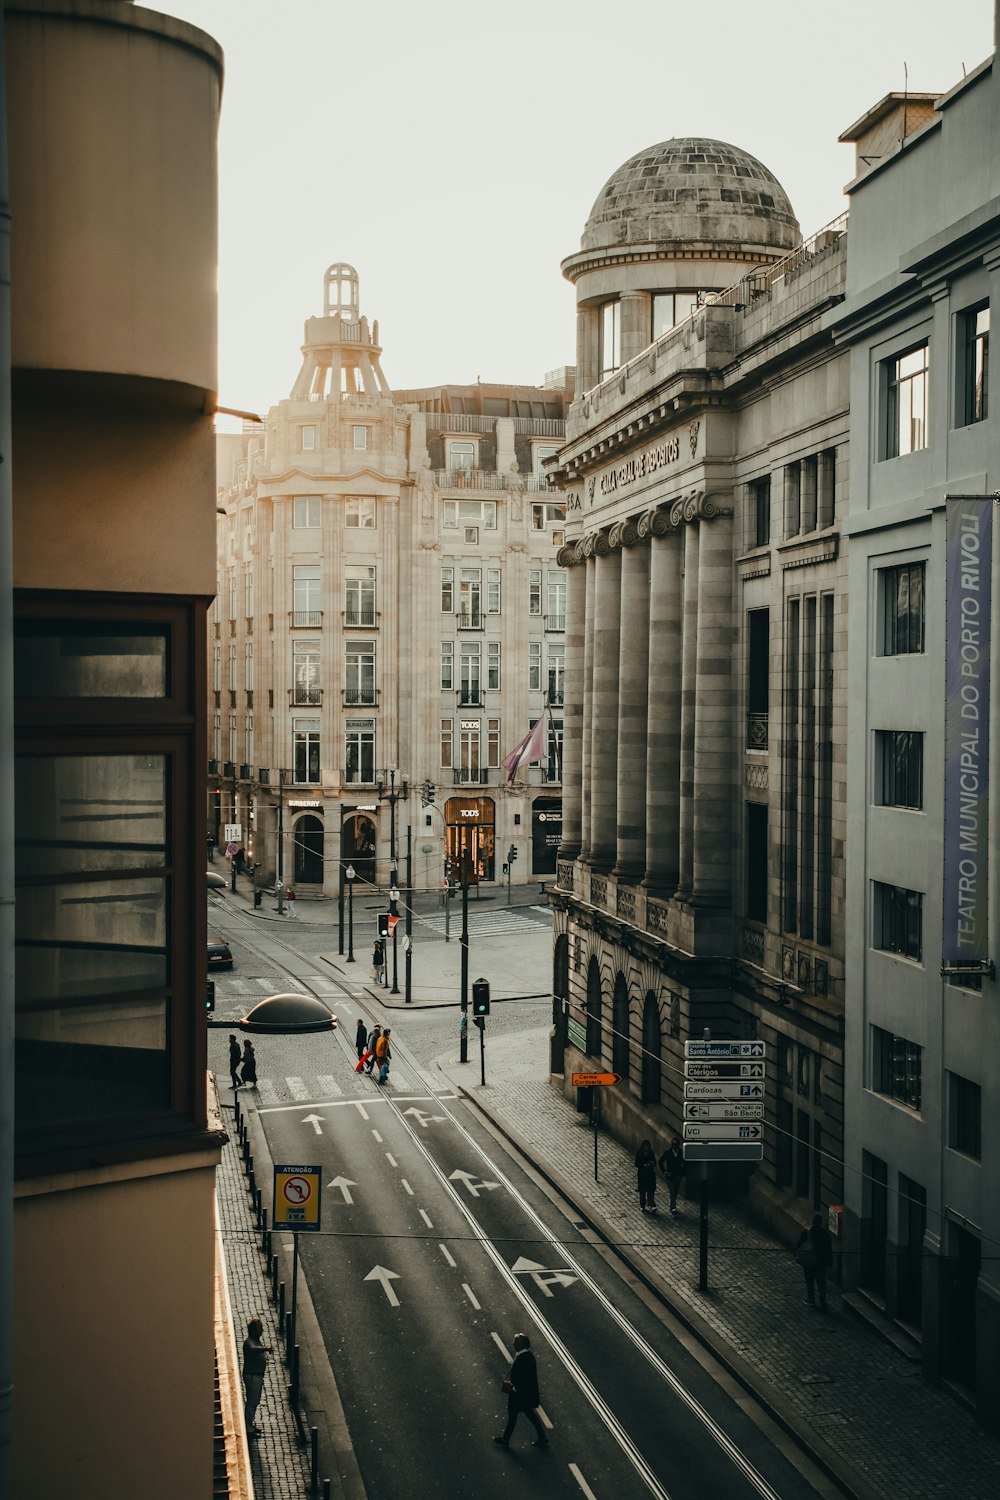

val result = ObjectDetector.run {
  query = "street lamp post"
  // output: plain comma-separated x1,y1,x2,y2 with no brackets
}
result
276,768,289,915
338,857,345,956
346,864,356,962
376,769,409,884
459,847,470,1064
389,882,400,994
404,825,413,1004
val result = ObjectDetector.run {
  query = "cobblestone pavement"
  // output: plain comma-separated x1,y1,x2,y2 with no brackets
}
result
437,1026,1000,1500
217,1099,315,1500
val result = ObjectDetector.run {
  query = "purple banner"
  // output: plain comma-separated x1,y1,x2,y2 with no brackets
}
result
943,496,992,966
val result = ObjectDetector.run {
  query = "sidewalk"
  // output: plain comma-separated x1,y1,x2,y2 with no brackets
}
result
435,1024,1000,1500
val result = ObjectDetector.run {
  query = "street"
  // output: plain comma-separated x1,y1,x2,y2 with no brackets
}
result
210,894,835,1500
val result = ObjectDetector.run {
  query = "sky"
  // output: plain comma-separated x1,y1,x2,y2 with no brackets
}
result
159,0,996,418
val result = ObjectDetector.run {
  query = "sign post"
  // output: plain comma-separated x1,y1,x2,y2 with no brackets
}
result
571,1072,621,1181
273,1164,322,1357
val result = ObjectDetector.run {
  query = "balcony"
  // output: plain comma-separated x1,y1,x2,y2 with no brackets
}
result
208,760,220,775
452,767,490,786
343,609,378,629
258,768,270,786
456,689,483,708
434,468,506,491
457,610,483,630
222,761,236,778
545,614,566,632
289,689,323,707
239,764,253,781
343,687,379,707
290,610,322,628
747,712,768,751
546,689,564,707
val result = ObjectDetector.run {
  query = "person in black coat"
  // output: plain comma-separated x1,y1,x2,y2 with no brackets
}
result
635,1139,657,1213
493,1333,548,1447
796,1212,834,1311
228,1033,242,1092
658,1136,686,1216
355,1018,368,1060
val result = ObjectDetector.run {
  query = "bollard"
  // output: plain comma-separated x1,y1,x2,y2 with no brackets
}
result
284,1311,292,1361
255,1188,262,1228
271,1254,279,1300
323,1481,331,1500
291,1343,300,1404
261,1206,270,1257
278,1280,286,1331
310,1427,319,1492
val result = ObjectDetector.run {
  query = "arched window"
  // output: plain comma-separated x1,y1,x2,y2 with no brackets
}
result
551,934,569,1075
586,958,603,1060
612,973,629,1081
324,262,360,321
641,992,661,1105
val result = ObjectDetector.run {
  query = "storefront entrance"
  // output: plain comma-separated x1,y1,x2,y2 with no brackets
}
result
444,795,495,882
531,797,562,875
342,811,377,887
293,815,325,884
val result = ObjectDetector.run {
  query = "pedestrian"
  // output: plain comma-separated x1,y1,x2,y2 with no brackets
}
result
229,1033,242,1092
234,846,245,876
241,1038,258,1089
355,1018,368,1061
371,937,385,985
375,1027,391,1084
658,1135,686,1216
365,1024,382,1075
796,1211,834,1311
286,887,296,917
242,1317,269,1437
493,1332,548,1448
635,1139,657,1213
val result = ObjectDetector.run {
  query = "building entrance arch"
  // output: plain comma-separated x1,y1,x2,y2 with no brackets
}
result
294,815,325,885
444,795,495,882
342,811,377,887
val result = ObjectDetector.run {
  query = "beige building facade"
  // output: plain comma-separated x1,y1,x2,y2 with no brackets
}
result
212,264,570,903
549,140,851,1237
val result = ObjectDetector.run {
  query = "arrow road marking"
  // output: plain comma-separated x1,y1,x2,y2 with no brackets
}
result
301,1113,325,1135
364,1265,401,1307
327,1176,356,1204
511,1255,578,1298
403,1107,447,1128
448,1169,500,1198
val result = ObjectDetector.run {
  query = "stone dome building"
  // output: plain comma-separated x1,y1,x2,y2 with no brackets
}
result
563,136,801,394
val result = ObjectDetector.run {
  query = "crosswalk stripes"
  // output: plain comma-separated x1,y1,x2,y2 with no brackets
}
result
286,1076,310,1100
417,908,546,939
256,1078,280,1106
315,1074,342,1096
246,1071,446,1105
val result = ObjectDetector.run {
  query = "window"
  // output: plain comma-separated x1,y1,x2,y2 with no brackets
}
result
459,570,482,628
293,719,321,784
245,642,254,694
442,498,497,530
487,718,501,768
651,291,697,340
533,444,559,479
353,426,369,450
487,640,501,691
875,730,923,809
300,425,316,451
293,495,320,529
293,564,321,627
529,641,542,693
547,642,565,704
746,609,769,748
293,643,321,706
948,1073,982,1158
547,717,563,782
459,642,481,705
228,715,237,762
600,300,620,380
244,567,254,618
872,1026,922,1110
345,496,376,528
213,644,221,694
486,568,501,614
213,713,221,763
873,881,922,961
458,721,480,782
345,720,375,785
746,802,768,922
546,572,566,629
884,343,929,458
749,477,770,547
441,567,454,613
228,570,237,621
345,640,375,706
880,562,925,655
958,304,989,427
440,718,454,768
448,440,475,474
244,715,253,767
345,566,376,627
228,644,237,693
441,641,454,691
528,569,542,616
531,501,567,530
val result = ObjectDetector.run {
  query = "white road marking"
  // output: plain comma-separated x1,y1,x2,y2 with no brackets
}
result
419,1209,433,1228
401,1179,414,1196
386,1153,397,1167
256,977,273,990
372,1130,383,1143
327,1176,356,1204
287,1077,310,1100
537,1406,553,1430
569,1464,597,1500
389,1070,411,1089
354,1103,369,1120
257,1079,279,1105
462,1283,481,1310
438,1243,456,1268
491,1331,512,1362
316,1075,342,1096
364,1265,400,1307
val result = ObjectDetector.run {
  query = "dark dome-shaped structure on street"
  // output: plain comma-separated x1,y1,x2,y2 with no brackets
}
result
241,993,338,1033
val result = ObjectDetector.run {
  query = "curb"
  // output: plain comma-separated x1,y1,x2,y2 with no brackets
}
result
442,1062,881,1500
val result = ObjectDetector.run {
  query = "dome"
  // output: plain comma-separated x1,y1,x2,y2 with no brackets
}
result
241,993,338,1033
580,137,799,258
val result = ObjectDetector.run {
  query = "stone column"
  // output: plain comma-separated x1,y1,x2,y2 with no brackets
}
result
692,504,734,905
643,512,682,891
614,524,650,878
676,519,700,899
559,547,585,860
589,536,621,868
576,305,599,396
579,552,596,860
619,291,652,366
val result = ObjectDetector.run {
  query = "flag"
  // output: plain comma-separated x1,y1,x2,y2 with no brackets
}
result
501,713,548,786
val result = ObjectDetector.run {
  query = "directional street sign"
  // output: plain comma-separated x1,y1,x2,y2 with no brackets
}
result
273,1163,322,1232
683,1122,762,1141
685,1040,766,1059
683,1142,764,1163
684,1081,764,1100
567,1016,587,1051
683,1101,764,1122
685,1061,765,1080
571,1071,621,1087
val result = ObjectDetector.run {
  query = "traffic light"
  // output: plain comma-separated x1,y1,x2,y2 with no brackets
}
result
507,844,517,867
421,780,436,806
378,913,390,938
472,978,490,1016
206,979,216,1014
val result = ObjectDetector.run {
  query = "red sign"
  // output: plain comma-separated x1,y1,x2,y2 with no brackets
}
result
388,914,399,934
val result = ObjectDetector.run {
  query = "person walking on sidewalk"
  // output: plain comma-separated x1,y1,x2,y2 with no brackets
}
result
242,1317,270,1437
240,1039,258,1089
285,887,296,917
375,1027,391,1084
493,1333,548,1448
228,1033,242,1092
796,1212,833,1311
365,1024,382,1075
371,937,385,985
355,1017,368,1061
635,1140,658,1213
659,1136,686,1216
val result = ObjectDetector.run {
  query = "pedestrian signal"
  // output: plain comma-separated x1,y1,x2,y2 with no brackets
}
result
507,844,517,865
472,978,491,1016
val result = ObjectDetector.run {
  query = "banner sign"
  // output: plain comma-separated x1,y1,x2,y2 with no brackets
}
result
943,495,992,966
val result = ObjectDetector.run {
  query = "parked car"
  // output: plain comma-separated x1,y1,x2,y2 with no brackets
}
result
207,936,233,970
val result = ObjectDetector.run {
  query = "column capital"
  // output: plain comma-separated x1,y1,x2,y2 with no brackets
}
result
609,517,641,548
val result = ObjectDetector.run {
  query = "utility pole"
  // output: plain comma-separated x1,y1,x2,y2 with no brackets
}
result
404,825,412,1003
459,848,470,1063
276,769,288,915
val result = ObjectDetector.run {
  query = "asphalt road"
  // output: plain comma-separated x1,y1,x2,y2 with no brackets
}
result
208,896,836,1500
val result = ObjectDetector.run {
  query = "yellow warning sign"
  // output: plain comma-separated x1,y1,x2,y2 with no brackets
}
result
273,1163,322,1231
